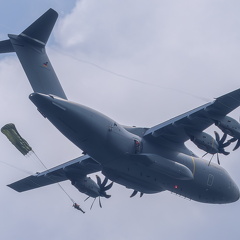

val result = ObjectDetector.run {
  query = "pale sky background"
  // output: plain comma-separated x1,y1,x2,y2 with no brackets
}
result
0,0,240,239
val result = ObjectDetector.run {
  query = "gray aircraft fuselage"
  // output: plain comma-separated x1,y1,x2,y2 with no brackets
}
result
30,93,240,204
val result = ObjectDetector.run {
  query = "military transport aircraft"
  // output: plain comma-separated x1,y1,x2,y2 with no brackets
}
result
0,8,240,205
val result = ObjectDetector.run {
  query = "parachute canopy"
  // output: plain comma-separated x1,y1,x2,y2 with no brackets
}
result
1,123,32,155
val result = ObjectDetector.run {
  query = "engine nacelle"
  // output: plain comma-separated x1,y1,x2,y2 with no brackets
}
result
215,116,240,138
71,176,100,198
190,132,218,154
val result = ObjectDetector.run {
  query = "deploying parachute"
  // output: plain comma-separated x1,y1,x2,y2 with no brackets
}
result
1,123,85,213
1,123,32,156
1,123,32,155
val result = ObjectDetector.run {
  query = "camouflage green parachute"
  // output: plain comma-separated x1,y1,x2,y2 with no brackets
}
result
1,123,32,155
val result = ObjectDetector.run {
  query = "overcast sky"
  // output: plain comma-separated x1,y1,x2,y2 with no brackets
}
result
0,0,240,239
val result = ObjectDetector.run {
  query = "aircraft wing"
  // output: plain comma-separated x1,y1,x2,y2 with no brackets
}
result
144,88,240,144
8,155,102,192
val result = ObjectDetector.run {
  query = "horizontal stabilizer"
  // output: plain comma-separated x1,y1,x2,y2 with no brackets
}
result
0,39,14,53
20,8,58,46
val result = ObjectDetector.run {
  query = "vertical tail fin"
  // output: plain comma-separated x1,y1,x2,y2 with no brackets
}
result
20,8,58,46
0,8,67,99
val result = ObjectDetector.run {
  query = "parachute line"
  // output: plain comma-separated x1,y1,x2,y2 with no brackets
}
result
1,123,83,212
0,160,32,174
32,151,77,205
32,151,48,170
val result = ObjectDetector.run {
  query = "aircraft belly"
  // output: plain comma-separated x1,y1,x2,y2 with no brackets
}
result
102,160,196,196
102,157,173,193
102,153,238,203
103,166,164,194
101,153,194,194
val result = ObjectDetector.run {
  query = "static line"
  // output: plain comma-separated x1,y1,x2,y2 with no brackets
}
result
31,151,76,204
0,160,32,174
51,47,211,103
0,16,212,102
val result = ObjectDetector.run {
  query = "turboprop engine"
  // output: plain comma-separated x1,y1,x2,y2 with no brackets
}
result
190,131,230,156
71,175,113,199
215,116,240,150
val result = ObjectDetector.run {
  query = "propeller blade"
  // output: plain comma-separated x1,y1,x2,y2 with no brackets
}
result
217,153,220,165
96,175,102,187
96,175,113,201
229,137,237,143
222,141,231,148
214,131,220,143
222,150,230,155
208,154,214,166
215,132,231,157
90,198,96,210
130,190,138,198
101,177,108,187
219,133,227,144
99,197,102,208
140,192,144,197
103,182,113,191
104,194,111,199
233,139,240,151
84,196,90,202
87,176,113,210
